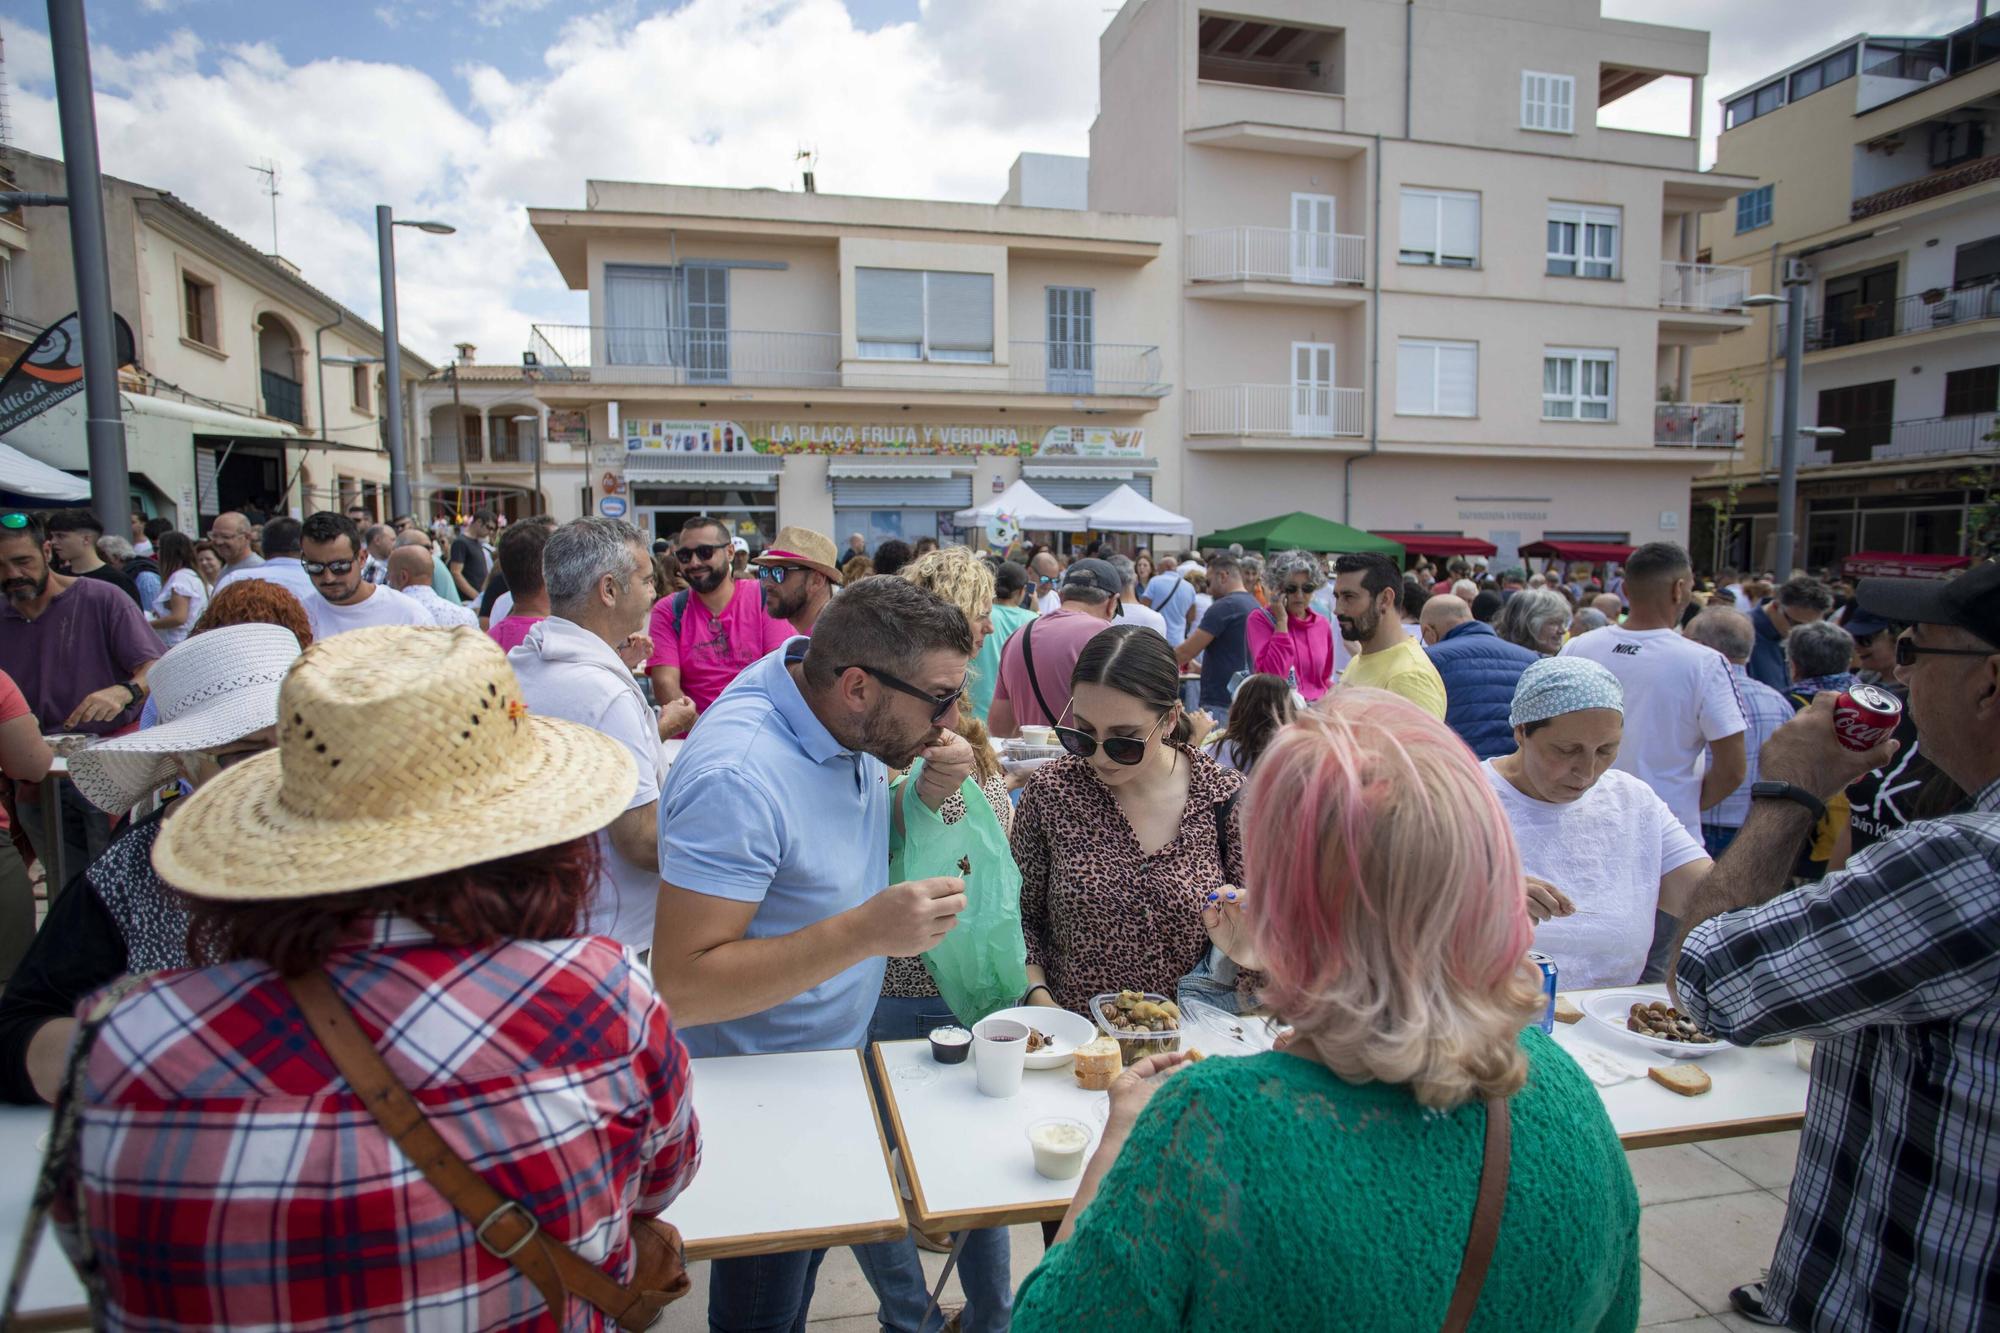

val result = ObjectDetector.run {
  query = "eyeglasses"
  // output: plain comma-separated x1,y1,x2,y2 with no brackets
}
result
842,664,965,724
1894,637,1994,666
302,559,357,576
757,564,796,584
676,543,725,564
1053,698,1172,766
1,514,28,530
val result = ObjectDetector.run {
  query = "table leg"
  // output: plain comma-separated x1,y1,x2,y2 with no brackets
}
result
922,1229,969,1331
39,775,65,899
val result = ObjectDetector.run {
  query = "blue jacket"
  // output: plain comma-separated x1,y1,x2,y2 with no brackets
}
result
1747,606,1790,695
1425,621,1540,759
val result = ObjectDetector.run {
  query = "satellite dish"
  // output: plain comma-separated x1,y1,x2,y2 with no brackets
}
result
986,510,1021,549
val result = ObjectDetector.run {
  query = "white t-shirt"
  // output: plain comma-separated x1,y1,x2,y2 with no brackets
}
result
1037,589,1062,615
304,585,432,639
151,567,208,646
1483,761,1709,988
489,590,515,624
1559,625,1747,840
215,557,317,607
1117,597,1169,637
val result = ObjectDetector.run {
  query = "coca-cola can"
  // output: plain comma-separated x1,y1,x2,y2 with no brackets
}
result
1834,684,1902,752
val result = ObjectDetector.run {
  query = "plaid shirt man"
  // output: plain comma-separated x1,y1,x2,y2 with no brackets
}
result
1676,778,2000,1331
61,917,700,1331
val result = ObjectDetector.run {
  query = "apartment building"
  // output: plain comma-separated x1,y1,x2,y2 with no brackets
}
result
412,345,593,525
1691,15,2000,572
0,149,431,531
1089,0,1753,565
524,182,1175,549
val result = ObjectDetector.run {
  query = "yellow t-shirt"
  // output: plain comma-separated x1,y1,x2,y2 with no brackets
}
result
1339,635,1449,720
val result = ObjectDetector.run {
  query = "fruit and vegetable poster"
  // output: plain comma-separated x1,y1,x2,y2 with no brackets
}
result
623,419,1145,458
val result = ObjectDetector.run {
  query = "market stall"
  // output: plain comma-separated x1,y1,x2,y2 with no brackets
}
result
1074,483,1193,538
953,478,1087,537
1197,511,1404,561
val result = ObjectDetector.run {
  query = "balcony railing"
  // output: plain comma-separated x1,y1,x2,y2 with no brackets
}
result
1654,402,1742,447
1786,412,1998,468
1659,262,1750,314
528,325,1164,396
260,369,304,425
429,430,539,466
1187,227,1367,286
1851,154,2000,221
1793,277,2000,351
1186,384,1366,439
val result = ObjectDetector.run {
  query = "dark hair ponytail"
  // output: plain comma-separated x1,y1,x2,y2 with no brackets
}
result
1069,624,1190,743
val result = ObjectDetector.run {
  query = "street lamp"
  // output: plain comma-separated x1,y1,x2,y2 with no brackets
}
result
375,208,456,519
512,413,542,516
1743,284,1811,576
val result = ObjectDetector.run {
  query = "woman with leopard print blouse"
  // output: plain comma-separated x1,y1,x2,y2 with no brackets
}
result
1014,625,1245,1015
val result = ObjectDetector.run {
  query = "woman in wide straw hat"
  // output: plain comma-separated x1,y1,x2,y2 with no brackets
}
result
45,626,703,1330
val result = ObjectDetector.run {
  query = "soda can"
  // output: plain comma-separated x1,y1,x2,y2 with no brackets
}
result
1526,950,1559,1034
1834,684,1902,753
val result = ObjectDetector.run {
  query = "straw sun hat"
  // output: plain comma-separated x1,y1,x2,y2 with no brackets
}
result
753,525,844,584
151,625,636,901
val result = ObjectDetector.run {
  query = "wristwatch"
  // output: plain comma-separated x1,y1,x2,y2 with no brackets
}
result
119,681,144,708
1751,780,1826,823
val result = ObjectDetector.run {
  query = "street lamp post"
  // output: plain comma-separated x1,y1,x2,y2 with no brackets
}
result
512,413,542,516
1744,284,1843,577
373,208,454,519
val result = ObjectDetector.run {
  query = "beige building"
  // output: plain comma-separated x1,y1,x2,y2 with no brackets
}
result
412,345,594,525
0,149,432,531
1690,18,2000,572
524,0,1757,562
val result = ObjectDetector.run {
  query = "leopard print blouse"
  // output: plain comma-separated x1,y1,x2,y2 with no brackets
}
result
1010,744,1245,1015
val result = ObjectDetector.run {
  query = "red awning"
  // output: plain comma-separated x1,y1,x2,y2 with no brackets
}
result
1516,540,1636,563
1370,531,1498,558
1840,551,1974,579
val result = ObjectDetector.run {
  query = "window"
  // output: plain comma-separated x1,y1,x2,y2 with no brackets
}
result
1542,348,1616,420
1396,339,1477,417
1817,379,1895,460
1399,188,1479,267
1725,79,1787,130
1046,287,1094,393
1521,71,1575,133
1735,185,1773,234
855,268,994,363
1787,47,1855,103
1944,364,1999,417
1547,205,1620,279
1955,235,2000,287
182,271,219,347
1931,119,1988,170
350,365,371,413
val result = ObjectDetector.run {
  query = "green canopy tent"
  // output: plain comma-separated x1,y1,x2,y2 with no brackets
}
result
1197,511,1406,563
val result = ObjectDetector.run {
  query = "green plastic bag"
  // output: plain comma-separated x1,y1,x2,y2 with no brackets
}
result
889,759,1029,1025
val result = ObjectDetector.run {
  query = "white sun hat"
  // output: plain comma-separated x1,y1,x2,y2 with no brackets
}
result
68,623,304,816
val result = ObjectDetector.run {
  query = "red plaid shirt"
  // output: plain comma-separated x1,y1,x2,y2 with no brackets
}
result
60,917,700,1331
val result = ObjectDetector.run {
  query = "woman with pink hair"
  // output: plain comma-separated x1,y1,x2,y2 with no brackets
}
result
1013,688,1640,1332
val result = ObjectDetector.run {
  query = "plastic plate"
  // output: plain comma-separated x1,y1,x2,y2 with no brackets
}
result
1581,990,1727,1061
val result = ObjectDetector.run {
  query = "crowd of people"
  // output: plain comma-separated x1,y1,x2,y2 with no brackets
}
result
0,500,1994,1333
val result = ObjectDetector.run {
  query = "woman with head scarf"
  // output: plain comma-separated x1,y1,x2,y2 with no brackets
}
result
1485,657,1713,987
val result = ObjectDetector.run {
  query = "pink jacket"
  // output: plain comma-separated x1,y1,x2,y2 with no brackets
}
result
1244,607,1335,700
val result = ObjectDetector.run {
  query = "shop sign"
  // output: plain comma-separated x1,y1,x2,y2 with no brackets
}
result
623,418,1144,458
598,496,627,518
547,409,592,445
590,442,628,510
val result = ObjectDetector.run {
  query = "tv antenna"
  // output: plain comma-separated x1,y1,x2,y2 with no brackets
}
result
248,159,280,255
795,145,818,194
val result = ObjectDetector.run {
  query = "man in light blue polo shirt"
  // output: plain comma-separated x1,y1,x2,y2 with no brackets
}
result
651,574,978,1332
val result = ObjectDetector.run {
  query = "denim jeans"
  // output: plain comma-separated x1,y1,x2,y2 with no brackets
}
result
856,994,1014,1333
1702,824,1740,858
707,1247,829,1333
1176,945,1245,1017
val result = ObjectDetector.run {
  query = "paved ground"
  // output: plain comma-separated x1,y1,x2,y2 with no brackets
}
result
656,1131,1803,1332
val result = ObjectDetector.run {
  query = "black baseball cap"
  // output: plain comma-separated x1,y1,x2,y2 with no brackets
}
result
1059,557,1122,594
1856,562,2000,648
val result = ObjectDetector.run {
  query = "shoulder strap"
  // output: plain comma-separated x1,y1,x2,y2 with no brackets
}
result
668,588,690,637
1213,788,1243,869
1440,1097,1512,1333
1019,616,1058,724
285,970,671,1332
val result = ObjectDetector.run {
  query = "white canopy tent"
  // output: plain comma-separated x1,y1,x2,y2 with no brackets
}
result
952,478,1086,533
1076,483,1193,536
0,441,89,501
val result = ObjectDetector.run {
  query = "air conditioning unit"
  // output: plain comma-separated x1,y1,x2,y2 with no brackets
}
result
1783,257,1813,285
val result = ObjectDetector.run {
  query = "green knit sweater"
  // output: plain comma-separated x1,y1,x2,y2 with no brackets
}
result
1012,1028,1639,1333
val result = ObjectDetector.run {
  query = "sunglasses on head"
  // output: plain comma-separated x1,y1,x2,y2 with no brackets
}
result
676,543,725,563
303,559,357,576
842,664,964,724
1894,636,1993,666
1,513,29,530
1053,697,1173,765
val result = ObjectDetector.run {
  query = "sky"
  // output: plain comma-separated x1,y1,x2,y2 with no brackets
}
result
0,0,1979,366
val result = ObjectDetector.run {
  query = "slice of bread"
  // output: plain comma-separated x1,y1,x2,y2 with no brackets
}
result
1553,995,1584,1025
1073,1036,1122,1091
1648,1063,1712,1097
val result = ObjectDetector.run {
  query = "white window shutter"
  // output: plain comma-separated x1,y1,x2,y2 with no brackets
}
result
1552,75,1573,132
1438,345,1477,415
856,268,924,344
925,272,993,353
1399,190,1438,256
1397,340,1437,414
1441,195,1479,262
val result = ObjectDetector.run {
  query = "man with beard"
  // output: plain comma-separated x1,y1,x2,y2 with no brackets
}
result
0,511,164,875
1333,551,1448,719
649,575,976,1331
646,515,792,720
298,511,429,639
753,525,842,637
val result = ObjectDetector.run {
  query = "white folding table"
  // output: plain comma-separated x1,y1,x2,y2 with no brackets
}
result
0,1104,86,1333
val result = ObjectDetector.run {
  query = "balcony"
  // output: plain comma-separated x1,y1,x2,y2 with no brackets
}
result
1659,261,1750,313
1851,154,2000,221
1792,412,1997,468
1792,277,2000,352
260,369,304,426
1187,227,1366,297
528,325,1166,397
1654,402,1742,447
1186,384,1365,441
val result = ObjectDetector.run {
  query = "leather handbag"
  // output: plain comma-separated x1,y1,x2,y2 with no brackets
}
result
286,970,690,1331
1440,1096,1512,1333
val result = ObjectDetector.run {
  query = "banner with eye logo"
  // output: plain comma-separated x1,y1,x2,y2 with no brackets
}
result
0,311,138,435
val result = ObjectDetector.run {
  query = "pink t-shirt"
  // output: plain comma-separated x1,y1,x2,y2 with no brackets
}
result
645,579,793,713
993,609,1114,728
1245,607,1336,700
487,615,546,654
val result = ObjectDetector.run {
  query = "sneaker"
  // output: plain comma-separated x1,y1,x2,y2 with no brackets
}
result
1729,1280,1784,1326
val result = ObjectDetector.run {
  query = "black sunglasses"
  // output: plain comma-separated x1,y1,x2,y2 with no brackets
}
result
1895,637,1994,666
1053,697,1173,765
676,543,725,564
843,664,965,724
302,559,357,576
